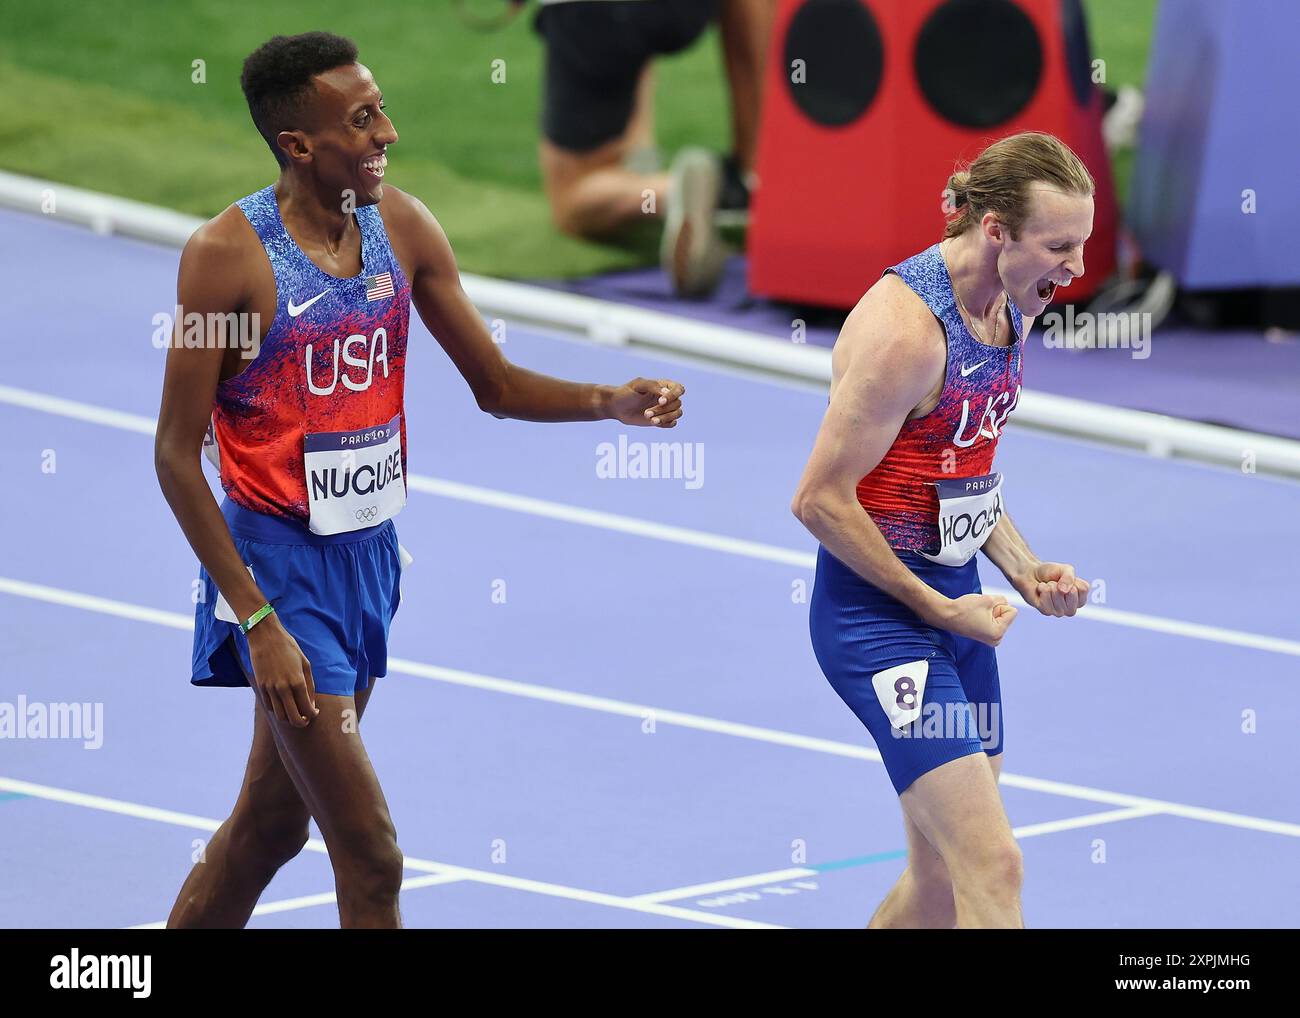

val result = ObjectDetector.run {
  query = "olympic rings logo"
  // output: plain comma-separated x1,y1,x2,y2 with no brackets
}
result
355,506,379,522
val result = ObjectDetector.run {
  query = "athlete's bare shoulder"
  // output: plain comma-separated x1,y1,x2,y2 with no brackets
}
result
186,203,259,260
374,185,444,243
831,272,946,404
373,183,419,225
374,185,455,282
177,202,263,310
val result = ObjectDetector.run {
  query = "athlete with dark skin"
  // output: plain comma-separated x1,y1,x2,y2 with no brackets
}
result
155,61,685,928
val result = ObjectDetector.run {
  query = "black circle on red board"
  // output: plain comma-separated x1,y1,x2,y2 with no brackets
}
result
783,0,884,128
915,0,1043,128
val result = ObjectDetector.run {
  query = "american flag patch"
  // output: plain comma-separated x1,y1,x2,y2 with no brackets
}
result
365,272,394,301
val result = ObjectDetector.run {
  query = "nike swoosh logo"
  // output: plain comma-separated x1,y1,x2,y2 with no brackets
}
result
287,291,329,318
960,359,990,377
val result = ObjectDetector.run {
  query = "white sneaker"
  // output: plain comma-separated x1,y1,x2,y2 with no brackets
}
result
1103,85,1145,151
660,147,730,298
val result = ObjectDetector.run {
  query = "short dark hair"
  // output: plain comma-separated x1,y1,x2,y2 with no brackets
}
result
240,32,359,167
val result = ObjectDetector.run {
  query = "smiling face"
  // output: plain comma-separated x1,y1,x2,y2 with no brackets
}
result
283,62,398,204
996,183,1094,310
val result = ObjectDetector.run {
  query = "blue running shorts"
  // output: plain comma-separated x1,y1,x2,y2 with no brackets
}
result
191,498,405,697
809,544,1004,795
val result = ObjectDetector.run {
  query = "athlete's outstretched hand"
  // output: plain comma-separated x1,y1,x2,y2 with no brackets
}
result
1016,562,1091,618
609,378,686,428
247,616,319,727
944,593,1018,647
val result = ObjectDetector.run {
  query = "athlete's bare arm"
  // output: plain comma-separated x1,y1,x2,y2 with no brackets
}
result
155,211,319,727
791,276,1016,646
380,186,685,426
974,313,1090,618
982,511,1090,617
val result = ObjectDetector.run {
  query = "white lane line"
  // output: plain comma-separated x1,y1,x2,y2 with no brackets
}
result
388,656,883,760
0,577,193,631
3,383,1297,657
1066,604,1300,658
4,577,1300,842
0,776,779,930
406,475,811,568
126,873,466,928
0,384,156,435
0,576,881,761
634,868,817,904
1010,805,1163,839
999,775,1300,838
639,806,1165,904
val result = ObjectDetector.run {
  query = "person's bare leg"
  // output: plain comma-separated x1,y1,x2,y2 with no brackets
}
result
718,0,774,175
897,751,1022,929
539,64,671,238
869,753,1005,929
868,810,957,929
264,680,402,928
167,679,377,928
623,63,659,166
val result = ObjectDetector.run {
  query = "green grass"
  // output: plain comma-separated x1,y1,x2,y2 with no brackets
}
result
1083,0,1160,202
4,0,1155,279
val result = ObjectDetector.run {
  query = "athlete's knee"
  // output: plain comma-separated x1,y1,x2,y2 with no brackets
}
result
550,192,601,239
550,195,581,237
334,821,404,901
909,862,955,905
951,838,1023,898
907,867,957,925
991,840,1024,886
231,805,311,870
547,172,627,239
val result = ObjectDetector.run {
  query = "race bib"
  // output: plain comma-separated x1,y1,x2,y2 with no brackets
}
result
918,472,1003,567
304,413,406,535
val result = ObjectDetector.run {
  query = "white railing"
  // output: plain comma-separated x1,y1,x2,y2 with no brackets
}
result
5,169,1297,479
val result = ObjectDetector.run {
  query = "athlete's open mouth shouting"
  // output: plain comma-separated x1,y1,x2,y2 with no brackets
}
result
1035,276,1070,305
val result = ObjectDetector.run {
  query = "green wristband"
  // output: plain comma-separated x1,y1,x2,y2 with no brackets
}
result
240,602,275,634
